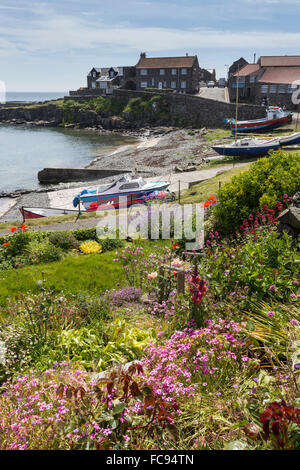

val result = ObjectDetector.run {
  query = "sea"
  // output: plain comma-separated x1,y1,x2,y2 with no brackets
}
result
0,92,138,193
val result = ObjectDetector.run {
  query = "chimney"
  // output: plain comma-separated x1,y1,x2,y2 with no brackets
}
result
140,52,146,59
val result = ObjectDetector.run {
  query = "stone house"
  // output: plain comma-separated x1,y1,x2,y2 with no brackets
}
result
228,56,300,109
200,68,216,84
87,66,136,93
228,58,248,80
134,53,201,94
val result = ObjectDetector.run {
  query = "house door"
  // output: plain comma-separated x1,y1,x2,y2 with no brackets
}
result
158,82,163,89
92,82,96,89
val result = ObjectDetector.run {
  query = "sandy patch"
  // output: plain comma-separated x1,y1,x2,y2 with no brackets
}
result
0,197,18,218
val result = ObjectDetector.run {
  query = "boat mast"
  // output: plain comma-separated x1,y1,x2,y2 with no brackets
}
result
235,66,240,140
296,103,300,132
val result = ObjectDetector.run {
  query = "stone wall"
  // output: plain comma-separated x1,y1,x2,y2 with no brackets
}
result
0,89,266,129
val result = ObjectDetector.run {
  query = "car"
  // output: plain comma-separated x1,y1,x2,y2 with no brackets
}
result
207,81,215,88
218,78,226,87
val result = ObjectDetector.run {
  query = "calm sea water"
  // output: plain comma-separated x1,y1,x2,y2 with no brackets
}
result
0,125,138,192
5,92,67,103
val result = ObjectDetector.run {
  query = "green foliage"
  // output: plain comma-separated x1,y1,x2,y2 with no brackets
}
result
213,151,300,233
26,240,63,264
202,228,299,302
123,95,168,116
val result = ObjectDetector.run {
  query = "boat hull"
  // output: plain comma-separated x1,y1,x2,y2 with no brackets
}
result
79,184,170,211
279,132,300,147
230,114,292,134
20,207,80,219
212,142,280,157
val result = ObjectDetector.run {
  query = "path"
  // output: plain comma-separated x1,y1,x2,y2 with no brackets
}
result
199,87,229,103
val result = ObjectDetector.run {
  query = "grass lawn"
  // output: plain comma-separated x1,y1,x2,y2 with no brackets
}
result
0,239,170,307
0,252,124,307
181,162,253,204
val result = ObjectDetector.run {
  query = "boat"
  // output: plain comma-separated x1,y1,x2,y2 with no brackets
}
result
20,207,81,219
212,137,280,157
225,107,293,134
73,174,171,211
279,132,300,147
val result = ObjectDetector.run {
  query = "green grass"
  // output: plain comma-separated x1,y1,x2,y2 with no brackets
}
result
0,239,170,307
205,129,232,141
0,252,124,307
181,163,253,204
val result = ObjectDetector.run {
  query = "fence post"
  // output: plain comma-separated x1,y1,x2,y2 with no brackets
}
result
158,265,165,302
177,271,185,295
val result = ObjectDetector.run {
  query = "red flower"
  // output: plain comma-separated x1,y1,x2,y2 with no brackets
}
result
10,227,17,233
3,242,9,247
172,242,179,250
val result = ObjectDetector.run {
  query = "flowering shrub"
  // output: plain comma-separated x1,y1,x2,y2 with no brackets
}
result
80,241,102,254
142,320,257,405
110,287,142,306
0,362,180,450
49,233,80,251
213,151,300,234
202,227,299,302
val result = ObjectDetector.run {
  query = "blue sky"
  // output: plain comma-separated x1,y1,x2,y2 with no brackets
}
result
1,0,300,91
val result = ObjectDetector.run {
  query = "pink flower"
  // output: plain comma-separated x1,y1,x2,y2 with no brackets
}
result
290,319,299,326
171,258,183,268
148,272,158,280
267,311,275,317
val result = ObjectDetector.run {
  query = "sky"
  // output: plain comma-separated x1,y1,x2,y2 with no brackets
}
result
0,0,300,91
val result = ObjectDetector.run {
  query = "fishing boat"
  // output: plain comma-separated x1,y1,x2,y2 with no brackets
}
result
226,107,293,135
73,174,170,211
212,138,280,157
279,132,300,147
20,207,81,219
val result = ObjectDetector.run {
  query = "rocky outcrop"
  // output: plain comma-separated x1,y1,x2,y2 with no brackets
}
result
278,193,300,246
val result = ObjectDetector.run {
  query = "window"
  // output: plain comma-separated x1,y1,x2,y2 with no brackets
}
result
181,68,187,75
140,69,147,76
119,183,140,190
181,81,187,89
172,68,177,75
100,82,107,89
160,69,165,75
288,84,297,93
171,81,177,89
279,84,286,94
92,71,97,78
140,81,148,88
270,85,277,94
163,81,167,88
151,78,155,86
250,75,255,83
261,85,268,94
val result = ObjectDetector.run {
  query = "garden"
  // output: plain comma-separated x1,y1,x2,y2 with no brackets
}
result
0,150,299,451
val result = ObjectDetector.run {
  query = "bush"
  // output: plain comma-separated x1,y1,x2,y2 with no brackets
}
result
80,241,102,254
26,240,63,264
213,151,300,234
49,232,80,250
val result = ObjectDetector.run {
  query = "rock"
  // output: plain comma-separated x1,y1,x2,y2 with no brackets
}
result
175,165,183,173
277,193,300,245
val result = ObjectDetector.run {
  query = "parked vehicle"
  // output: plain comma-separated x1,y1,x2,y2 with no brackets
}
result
218,77,226,87
207,81,215,88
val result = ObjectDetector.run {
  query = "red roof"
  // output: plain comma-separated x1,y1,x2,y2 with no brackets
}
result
258,67,300,84
136,56,197,69
234,64,260,77
260,56,300,67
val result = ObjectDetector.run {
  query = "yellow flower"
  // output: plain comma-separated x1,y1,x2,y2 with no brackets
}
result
80,241,102,254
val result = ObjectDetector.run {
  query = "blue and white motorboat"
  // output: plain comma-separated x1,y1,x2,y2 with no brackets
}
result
279,132,300,147
212,137,280,157
73,174,170,211
225,107,293,135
